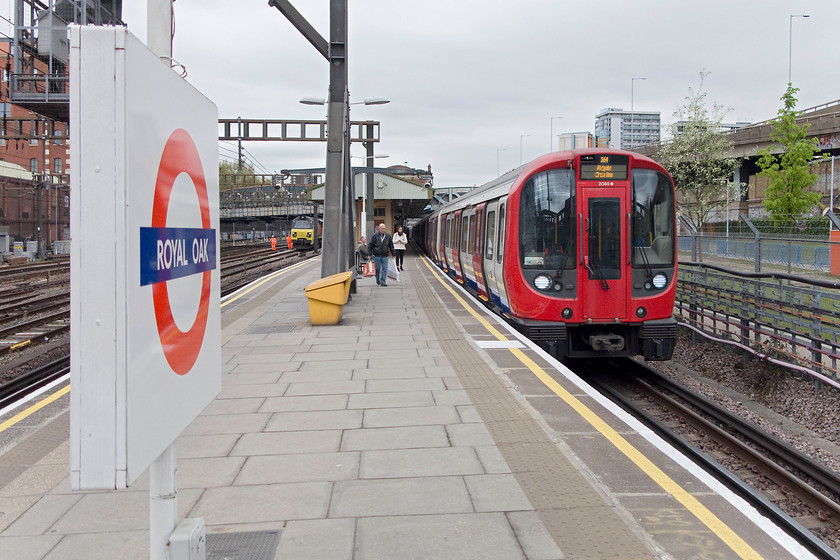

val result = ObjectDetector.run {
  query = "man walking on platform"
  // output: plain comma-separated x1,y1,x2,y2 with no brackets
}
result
367,223,394,287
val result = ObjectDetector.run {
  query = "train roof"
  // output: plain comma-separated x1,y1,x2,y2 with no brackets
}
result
420,148,666,222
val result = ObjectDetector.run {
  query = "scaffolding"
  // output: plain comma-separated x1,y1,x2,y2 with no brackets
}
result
10,0,123,120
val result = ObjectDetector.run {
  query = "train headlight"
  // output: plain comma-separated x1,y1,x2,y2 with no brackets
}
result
533,274,552,291
652,273,667,289
636,307,647,318
292,232,297,238
307,232,312,238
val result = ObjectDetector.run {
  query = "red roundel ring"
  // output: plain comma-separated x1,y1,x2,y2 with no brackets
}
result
151,129,212,375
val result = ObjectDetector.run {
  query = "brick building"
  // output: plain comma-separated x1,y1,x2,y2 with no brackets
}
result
0,39,70,248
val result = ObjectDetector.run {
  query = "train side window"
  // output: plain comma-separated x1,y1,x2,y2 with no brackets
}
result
461,215,470,254
497,204,505,264
445,217,452,248
470,212,478,253
486,210,496,260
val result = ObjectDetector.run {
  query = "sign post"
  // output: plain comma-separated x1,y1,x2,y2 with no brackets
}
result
70,25,220,560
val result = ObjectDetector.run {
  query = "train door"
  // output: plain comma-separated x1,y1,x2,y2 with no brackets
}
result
434,216,443,267
473,203,489,300
483,202,500,307
460,210,476,290
493,197,510,312
451,209,464,282
443,214,453,272
581,188,627,320
429,216,438,265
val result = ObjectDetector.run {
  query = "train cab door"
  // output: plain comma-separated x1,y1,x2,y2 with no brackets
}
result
580,189,627,320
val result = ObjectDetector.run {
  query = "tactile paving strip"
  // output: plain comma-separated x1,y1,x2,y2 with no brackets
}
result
412,268,654,559
206,530,281,560
0,409,69,489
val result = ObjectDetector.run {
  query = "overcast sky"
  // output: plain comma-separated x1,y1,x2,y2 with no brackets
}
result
120,1,839,188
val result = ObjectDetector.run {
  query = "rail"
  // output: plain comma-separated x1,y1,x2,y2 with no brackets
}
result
675,261,840,388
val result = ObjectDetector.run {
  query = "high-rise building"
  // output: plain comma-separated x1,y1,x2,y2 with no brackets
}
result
594,108,661,150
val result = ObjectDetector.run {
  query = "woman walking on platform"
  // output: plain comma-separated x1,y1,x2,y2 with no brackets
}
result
393,226,408,271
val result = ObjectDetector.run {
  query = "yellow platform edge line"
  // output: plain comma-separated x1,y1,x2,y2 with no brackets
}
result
221,257,316,308
420,256,763,560
0,384,70,433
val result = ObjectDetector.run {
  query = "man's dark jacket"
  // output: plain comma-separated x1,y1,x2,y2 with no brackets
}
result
367,231,394,257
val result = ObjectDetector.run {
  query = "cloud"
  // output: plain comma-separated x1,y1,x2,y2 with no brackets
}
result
120,0,840,187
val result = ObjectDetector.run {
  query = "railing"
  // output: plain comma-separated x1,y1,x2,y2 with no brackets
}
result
678,235,832,272
9,74,69,103
676,261,840,389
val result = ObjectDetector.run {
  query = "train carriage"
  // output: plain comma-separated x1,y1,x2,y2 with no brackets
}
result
415,148,677,361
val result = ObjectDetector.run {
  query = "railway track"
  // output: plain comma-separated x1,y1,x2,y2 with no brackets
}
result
581,358,840,559
0,355,69,410
0,246,317,411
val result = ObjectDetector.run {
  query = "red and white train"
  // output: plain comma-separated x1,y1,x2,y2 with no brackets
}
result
414,149,677,361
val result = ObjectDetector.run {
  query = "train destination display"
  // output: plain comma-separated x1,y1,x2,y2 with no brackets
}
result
579,154,629,181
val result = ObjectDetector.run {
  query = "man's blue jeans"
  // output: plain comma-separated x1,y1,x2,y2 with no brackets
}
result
372,255,388,285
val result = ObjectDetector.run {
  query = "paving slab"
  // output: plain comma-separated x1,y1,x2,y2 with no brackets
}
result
329,477,473,517
231,430,342,456
235,452,359,484
190,482,332,525
360,447,483,478
354,513,526,560
265,410,362,432
340,425,449,451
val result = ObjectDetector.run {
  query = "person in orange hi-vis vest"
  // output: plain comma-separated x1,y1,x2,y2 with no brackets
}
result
270,236,277,250
287,235,293,249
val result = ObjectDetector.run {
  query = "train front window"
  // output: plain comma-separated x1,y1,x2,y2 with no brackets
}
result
292,219,311,229
631,170,675,266
519,169,575,269
587,198,621,280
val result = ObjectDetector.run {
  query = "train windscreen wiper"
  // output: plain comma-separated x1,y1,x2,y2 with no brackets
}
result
632,206,654,278
585,259,610,290
553,228,575,280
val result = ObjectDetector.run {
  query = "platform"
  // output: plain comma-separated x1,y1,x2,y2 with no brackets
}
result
0,252,816,559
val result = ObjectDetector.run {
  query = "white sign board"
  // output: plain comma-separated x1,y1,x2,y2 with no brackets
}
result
69,26,221,490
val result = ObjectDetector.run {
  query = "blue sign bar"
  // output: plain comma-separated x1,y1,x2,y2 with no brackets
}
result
140,227,217,286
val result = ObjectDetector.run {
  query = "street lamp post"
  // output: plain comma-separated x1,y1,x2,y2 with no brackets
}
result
496,148,507,177
789,14,809,84
550,116,563,152
519,134,530,165
630,77,646,150
300,95,389,271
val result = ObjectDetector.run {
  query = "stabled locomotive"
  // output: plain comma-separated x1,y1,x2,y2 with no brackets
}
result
414,149,677,361
289,216,322,249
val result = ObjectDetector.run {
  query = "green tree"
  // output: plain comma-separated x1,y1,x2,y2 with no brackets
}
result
655,71,741,231
756,85,822,224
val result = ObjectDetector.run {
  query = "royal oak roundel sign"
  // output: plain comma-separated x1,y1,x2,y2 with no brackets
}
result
139,128,216,375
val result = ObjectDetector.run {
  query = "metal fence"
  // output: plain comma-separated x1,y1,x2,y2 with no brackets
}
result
678,213,840,275
675,261,840,389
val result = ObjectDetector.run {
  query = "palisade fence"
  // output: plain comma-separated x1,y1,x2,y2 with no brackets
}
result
675,213,840,388
678,213,839,274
